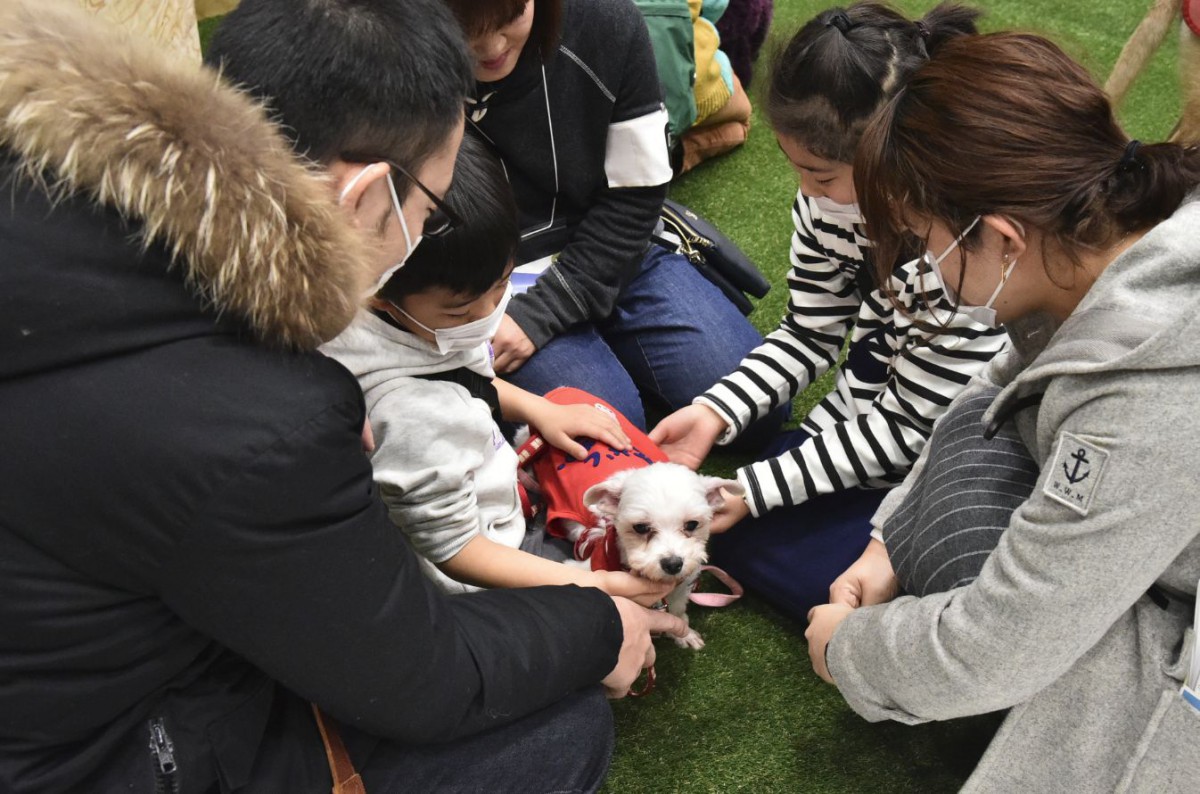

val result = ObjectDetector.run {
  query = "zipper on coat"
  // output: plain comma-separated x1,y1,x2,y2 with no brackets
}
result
148,717,179,794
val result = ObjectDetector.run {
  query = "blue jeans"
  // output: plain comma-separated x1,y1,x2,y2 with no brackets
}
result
506,245,787,450
710,429,889,622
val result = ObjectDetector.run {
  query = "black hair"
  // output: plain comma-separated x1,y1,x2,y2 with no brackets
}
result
205,0,473,199
444,0,563,59
378,135,518,301
765,2,980,162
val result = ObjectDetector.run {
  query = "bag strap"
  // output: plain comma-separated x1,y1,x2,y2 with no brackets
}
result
414,366,501,424
311,705,366,794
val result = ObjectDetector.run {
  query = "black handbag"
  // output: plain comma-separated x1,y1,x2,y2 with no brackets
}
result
653,199,770,315
513,201,771,315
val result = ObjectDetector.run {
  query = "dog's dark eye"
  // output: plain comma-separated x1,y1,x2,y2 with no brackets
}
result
633,523,652,535
684,520,700,533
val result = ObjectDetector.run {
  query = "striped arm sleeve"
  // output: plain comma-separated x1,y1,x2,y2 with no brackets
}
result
696,193,860,441
737,260,1009,516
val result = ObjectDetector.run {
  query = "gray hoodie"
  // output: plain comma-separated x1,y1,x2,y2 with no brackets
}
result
322,312,525,594
829,193,1200,792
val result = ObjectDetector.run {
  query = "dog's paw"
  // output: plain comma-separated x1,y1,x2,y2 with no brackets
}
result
674,628,705,650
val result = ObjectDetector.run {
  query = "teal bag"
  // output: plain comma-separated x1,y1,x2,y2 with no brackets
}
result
633,0,696,143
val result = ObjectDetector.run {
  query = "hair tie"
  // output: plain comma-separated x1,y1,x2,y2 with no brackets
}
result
826,10,853,36
1118,139,1143,172
914,20,931,40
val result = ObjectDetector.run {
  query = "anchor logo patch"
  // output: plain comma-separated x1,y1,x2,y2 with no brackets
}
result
1043,432,1108,516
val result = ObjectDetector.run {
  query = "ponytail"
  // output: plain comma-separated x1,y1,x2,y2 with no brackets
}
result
919,2,981,55
1107,140,1200,232
765,2,980,162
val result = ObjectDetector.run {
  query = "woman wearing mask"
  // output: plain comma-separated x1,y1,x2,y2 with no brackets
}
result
807,31,1200,791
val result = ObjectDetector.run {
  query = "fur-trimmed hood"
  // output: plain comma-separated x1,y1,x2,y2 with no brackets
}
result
0,0,373,351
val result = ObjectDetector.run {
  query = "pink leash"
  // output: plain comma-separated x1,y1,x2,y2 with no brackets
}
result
688,565,744,607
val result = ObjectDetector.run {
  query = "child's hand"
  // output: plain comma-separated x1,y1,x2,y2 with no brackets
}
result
708,489,749,534
591,570,674,607
533,402,631,460
649,404,727,471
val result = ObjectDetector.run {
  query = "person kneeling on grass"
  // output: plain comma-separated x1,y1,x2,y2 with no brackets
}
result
806,31,1200,792
322,135,671,604
650,2,1009,623
0,2,686,792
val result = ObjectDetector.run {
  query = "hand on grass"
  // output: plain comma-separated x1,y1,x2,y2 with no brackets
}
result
805,603,853,684
649,404,728,471
828,538,899,609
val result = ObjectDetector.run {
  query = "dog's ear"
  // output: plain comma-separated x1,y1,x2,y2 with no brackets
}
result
583,470,633,519
701,477,744,510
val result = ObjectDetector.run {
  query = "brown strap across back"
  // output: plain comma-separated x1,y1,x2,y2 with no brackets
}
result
311,705,367,794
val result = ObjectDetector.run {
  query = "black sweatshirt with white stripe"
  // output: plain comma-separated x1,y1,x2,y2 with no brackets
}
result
696,192,1009,517
466,0,672,349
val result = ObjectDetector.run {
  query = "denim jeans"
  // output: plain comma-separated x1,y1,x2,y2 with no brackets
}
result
709,429,888,622
506,245,787,449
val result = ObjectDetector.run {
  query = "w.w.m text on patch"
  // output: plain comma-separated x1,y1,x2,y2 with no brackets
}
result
1043,432,1109,516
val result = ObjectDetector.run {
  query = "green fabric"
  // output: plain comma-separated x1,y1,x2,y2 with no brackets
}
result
633,0,696,140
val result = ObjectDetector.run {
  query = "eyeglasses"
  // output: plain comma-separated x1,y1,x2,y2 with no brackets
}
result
385,160,461,238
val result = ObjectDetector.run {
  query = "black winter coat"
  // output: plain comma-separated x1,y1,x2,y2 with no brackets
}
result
0,6,621,792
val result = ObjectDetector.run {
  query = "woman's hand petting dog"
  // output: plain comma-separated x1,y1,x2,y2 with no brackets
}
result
603,597,689,698
649,403,729,471
828,538,899,609
591,569,675,607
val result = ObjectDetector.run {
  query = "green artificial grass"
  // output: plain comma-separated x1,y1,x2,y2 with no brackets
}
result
604,2,1181,792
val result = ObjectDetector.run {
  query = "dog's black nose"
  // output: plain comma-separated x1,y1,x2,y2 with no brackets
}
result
660,556,683,575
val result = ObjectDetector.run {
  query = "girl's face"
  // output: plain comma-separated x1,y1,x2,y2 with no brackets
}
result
468,1,535,82
777,135,856,205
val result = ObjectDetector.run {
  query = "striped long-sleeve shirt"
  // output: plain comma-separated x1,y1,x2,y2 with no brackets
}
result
695,191,1009,517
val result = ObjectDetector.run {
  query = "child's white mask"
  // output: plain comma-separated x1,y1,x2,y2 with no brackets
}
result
924,216,1018,329
812,195,863,226
392,283,513,355
340,165,422,298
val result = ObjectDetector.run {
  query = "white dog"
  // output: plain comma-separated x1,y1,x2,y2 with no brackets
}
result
560,463,742,650
515,387,742,650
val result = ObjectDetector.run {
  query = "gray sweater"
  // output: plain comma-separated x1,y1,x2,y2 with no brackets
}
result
322,312,525,594
829,193,1200,791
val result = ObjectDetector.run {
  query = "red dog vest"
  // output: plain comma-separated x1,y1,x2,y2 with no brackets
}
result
517,387,668,571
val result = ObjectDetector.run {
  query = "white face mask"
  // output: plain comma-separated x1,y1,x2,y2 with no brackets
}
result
340,166,423,298
924,216,1017,329
391,282,513,355
812,195,863,226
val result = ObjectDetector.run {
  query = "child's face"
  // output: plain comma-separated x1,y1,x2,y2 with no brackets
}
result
777,135,856,206
468,0,535,82
384,267,514,344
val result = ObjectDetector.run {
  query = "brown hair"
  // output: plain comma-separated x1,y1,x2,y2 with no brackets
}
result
764,2,980,163
857,32,1200,289
442,0,562,60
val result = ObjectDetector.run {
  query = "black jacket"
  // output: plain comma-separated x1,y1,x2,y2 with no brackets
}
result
0,5,621,792
469,0,673,347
